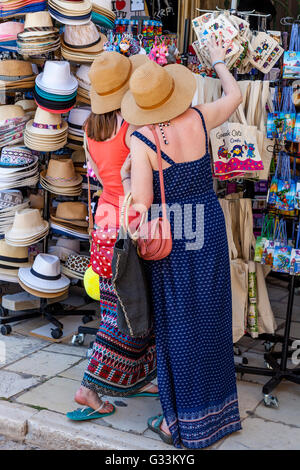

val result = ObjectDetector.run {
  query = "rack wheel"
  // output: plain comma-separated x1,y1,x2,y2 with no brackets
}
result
264,341,275,352
0,306,8,317
242,357,248,365
1,324,12,335
82,315,93,324
71,333,85,345
263,394,279,409
51,328,63,340
264,360,273,370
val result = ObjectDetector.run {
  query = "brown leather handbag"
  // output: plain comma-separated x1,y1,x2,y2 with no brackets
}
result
121,125,172,261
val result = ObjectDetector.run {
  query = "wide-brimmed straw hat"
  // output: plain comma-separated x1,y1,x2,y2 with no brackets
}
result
50,201,88,228
5,208,49,246
0,239,30,268
40,158,82,188
61,21,107,58
89,51,149,114
121,61,196,126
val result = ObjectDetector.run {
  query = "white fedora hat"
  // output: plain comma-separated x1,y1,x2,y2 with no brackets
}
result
36,61,78,93
18,253,70,292
68,107,91,129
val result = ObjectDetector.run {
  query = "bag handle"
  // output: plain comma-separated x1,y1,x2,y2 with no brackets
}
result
83,132,94,234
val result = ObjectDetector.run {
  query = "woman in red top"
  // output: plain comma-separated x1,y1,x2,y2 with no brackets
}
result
67,52,157,421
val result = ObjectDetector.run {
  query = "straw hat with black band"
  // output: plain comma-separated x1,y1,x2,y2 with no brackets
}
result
121,61,197,126
89,51,149,114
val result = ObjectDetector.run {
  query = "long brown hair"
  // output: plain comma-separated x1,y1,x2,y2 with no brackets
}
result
85,109,120,142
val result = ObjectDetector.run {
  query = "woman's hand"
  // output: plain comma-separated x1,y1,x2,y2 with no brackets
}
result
121,153,131,181
206,33,232,64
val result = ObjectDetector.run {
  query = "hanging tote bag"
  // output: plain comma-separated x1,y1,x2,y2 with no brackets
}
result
290,226,300,276
254,215,275,262
273,220,292,274
283,24,300,80
281,87,297,142
276,152,296,213
267,152,282,206
121,126,172,261
111,226,152,338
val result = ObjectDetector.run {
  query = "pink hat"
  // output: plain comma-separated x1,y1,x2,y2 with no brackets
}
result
0,22,24,40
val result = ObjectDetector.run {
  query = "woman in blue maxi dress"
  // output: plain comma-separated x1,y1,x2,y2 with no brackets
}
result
121,37,242,449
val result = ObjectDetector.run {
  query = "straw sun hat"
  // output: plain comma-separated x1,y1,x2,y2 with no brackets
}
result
121,61,197,126
89,51,149,114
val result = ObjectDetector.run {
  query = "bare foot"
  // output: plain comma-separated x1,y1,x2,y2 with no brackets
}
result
75,386,114,414
139,382,159,394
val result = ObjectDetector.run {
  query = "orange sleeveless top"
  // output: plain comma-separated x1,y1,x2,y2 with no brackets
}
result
87,121,129,228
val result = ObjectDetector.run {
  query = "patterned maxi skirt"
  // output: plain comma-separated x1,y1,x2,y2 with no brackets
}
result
82,277,157,396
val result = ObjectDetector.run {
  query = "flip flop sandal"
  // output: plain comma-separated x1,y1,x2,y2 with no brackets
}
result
66,402,115,421
130,383,159,398
147,415,173,445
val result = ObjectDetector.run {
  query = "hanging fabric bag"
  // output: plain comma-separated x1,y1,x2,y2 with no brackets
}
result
276,152,296,212
254,215,275,262
283,24,300,80
290,225,300,276
273,220,292,274
267,152,282,205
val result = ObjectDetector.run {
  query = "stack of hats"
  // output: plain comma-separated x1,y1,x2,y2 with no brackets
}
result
0,60,36,92
0,240,31,283
40,158,82,196
71,148,86,176
0,105,30,147
0,146,39,190
25,108,68,151
15,99,37,118
0,0,47,19
50,201,89,239
48,0,92,26
75,64,91,104
67,107,91,150
61,22,106,63
5,208,49,246
62,253,90,280
17,11,60,57
48,237,80,262
0,21,24,52
18,253,70,299
34,61,78,113
92,0,115,29
0,190,29,235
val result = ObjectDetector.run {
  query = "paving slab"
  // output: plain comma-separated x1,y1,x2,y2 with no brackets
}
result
0,334,47,368
277,321,300,340
4,350,81,379
0,370,40,399
44,343,87,358
16,376,79,414
0,401,38,441
59,360,88,381
267,286,288,302
217,417,300,450
236,380,263,418
100,395,163,435
26,409,173,450
255,381,300,428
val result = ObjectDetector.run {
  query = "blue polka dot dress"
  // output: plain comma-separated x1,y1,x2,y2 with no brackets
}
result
132,108,241,449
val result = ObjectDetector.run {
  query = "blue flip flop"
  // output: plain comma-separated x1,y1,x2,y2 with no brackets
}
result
147,415,173,445
129,391,159,398
66,403,115,421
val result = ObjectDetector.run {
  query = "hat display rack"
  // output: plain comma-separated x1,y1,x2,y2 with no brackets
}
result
0,5,116,339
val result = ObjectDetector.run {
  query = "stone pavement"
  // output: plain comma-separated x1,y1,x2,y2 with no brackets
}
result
0,278,299,450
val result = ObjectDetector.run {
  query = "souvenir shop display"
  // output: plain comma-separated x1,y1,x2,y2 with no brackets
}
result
0,190,29,235
5,207,49,246
15,99,37,117
48,237,80,261
17,11,60,57
60,22,107,63
0,21,24,52
0,240,30,283
0,59,36,92
24,108,68,151
0,0,47,19
67,107,91,150
91,0,115,28
48,0,92,26
61,253,90,280
40,158,82,195
283,23,300,80
0,148,39,189
34,61,78,113
49,201,89,239
18,253,70,297
0,105,30,148
75,64,91,104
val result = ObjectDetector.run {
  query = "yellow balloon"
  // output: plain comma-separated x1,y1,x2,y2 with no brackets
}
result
84,266,100,301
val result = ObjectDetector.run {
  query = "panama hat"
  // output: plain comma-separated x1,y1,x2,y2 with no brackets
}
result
89,52,150,114
61,253,90,279
26,107,68,135
121,61,197,126
50,201,88,228
62,21,106,51
18,253,70,294
18,11,58,38
5,208,49,246
48,237,80,261
41,158,82,188
18,278,69,298
0,239,30,268
36,60,78,94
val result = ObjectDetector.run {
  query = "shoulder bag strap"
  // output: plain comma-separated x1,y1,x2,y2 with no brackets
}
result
149,125,168,222
83,132,94,233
